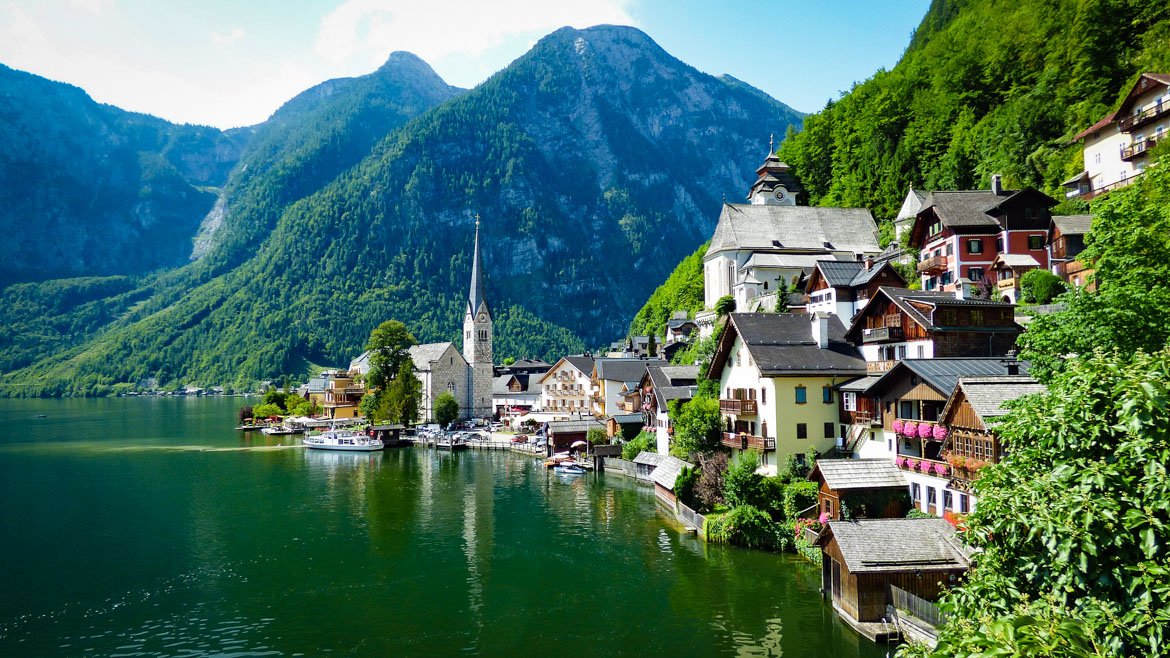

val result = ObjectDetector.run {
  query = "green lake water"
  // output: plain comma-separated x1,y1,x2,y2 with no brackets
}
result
0,398,888,657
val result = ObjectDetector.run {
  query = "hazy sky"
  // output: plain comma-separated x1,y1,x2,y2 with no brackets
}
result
0,0,930,129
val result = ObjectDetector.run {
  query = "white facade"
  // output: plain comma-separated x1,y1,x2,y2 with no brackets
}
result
858,340,934,363
1071,74,1170,198
1082,123,1131,193
655,408,671,455
538,360,593,416
903,471,976,518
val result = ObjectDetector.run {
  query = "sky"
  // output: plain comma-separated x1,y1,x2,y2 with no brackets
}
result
0,0,931,130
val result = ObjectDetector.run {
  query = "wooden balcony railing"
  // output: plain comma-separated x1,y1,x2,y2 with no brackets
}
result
866,360,896,374
996,277,1016,290
1121,137,1158,161
721,432,776,451
894,456,951,477
861,326,904,343
1118,100,1169,132
917,255,948,274
719,399,758,415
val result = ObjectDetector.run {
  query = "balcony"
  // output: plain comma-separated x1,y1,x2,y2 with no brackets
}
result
866,360,896,374
1118,100,1169,132
861,326,904,343
722,432,776,451
719,399,758,415
917,255,948,275
996,276,1016,291
1121,137,1158,161
894,456,951,478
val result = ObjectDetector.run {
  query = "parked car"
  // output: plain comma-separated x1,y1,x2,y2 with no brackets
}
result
511,434,529,444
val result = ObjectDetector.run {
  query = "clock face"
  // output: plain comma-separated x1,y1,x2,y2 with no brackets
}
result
773,188,786,200
478,313,487,322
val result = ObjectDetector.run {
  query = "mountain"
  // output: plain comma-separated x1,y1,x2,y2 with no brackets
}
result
190,51,464,270
0,64,249,284
0,25,803,395
777,0,1170,221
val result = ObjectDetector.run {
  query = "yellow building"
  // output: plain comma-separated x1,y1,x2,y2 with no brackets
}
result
707,312,867,474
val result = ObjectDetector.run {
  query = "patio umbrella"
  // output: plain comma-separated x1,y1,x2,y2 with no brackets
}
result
570,440,588,448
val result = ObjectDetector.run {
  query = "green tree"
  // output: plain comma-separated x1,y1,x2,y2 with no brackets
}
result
365,320,418,391
723,450,765,508
669,395,722,458
621,430,656,460
1019,268,1067,304
915,349,1170,658
252,403,283,418
586,426,608,445
714,295,736,317
433,391,460,427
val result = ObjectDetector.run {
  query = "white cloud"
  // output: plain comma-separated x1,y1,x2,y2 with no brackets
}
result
68,0,109,15
210,27,245,46
314,0,636,66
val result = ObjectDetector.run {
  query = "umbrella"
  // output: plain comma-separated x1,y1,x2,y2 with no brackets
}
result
570,440,588,448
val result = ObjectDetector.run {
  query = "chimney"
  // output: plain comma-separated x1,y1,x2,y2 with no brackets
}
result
811,312,830,349
1004,348,1020,375
864,256,874,271
991,174,1003,196
954,277,973,300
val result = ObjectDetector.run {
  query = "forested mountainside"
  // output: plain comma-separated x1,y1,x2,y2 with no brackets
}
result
627,241,707,339
778,0,1170,221
0,25,802,395
0,64,249,284
628,0,1170,336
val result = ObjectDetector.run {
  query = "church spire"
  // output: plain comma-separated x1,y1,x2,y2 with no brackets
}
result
468,214,487,315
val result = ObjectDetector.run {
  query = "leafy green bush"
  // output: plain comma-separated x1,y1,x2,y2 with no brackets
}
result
621,430,656,460
705,505,790,552
1019,269,1067,304
586,427,609,445
714,295,736,316
782,481,819,522
724,451,771,510
252,403,283,418
674,465,698,510
905,508,934,519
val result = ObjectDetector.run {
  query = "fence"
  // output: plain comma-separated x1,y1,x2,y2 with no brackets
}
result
890,585,946,629
602,458,637,478
676,501,706,533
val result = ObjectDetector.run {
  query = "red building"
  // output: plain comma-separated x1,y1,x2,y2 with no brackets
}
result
908,177,1056,295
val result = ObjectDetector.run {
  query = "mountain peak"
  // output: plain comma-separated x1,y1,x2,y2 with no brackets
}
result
376,51,442,79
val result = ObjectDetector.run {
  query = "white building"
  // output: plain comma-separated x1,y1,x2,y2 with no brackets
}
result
1065,73,1170,200
537,356,595,417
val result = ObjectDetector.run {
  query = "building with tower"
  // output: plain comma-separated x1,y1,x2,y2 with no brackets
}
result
463,218,494,419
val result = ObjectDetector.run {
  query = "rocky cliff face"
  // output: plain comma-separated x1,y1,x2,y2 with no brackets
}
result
0,64,249,284
1,26,804,394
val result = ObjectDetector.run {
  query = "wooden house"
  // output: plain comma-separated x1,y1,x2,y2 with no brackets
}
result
640,364,699,455
1048,214,1094,289
938,375,1045,505
817,518,969,628
809,459,909,520
804,258,907,321
546,419,604,455
844,286,1021,375
864,358,1026,518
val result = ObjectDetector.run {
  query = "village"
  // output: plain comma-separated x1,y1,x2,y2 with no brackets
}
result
251,73,1167,649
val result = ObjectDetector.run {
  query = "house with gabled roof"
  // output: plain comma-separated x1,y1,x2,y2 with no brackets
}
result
1065,73,1170,200
937,375,1045,516
809,459,909,521
1048,214,1094,289
804,257,907,320
990,253,1042,303
537,355,595,417
591,358,665,418
908,179,1056,293
864,358,1028,518
708,313,866,473
843,286,1020,375
817,518,970,635
640,364,700,454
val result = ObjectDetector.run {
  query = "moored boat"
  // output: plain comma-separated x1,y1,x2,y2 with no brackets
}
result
553,463,586,475
303,429,383,452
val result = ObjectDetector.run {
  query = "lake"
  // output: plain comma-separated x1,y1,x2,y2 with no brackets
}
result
0,397,888,657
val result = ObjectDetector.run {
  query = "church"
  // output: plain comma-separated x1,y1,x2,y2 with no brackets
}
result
351,219,493,421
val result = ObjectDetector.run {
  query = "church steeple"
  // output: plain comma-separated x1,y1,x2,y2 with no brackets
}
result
467,214,488,316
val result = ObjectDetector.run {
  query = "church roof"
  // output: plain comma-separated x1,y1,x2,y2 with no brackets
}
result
468,219,488,316
707,204,880,258
409,342,459,372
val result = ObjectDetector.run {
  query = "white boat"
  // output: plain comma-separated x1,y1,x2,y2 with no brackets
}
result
303,429,383,452
554,463,586,475
261,425,298,436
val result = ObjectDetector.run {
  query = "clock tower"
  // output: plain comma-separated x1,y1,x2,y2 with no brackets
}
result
462,216,493,419
746,137,804,206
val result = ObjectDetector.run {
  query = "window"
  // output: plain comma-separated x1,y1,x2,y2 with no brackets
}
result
927,487,937,508
946,243,954,256
897,345,907,360
959,494,969,514
943,490,953,511
824,422,835,438
796,423,808,439
967,239,983,254
916,345,925,359
899,401,916,419
996,236,1005,252
971,310,984,325
795,386,807,404
822,386,833,404
1094,152,1102,165
761,421,767,438
1028,235,1045,250
968,267,984,281
911,483,921,506
761,387,766,404
843,392,857,412
823,498,832,516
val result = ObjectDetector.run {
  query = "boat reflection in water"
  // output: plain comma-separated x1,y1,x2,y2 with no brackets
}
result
303,448,384,471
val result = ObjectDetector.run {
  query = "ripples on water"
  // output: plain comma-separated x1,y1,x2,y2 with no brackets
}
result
0,398,886,657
